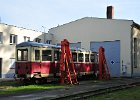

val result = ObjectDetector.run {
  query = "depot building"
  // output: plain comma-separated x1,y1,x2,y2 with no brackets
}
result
48,6,140,77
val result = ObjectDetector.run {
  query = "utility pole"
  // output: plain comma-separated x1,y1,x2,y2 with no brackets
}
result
42,26,46,43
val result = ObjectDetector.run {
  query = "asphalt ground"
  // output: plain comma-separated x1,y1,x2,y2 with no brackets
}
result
0,77,140,100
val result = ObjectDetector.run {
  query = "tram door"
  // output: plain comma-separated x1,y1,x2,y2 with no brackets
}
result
34,48,41,72
0,58,2,78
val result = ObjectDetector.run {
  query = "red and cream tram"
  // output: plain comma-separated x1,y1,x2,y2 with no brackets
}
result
15,41,98,82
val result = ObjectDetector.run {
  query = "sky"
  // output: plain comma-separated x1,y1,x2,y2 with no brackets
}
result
0,0,140,32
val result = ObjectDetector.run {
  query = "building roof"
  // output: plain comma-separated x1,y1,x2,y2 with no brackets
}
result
49,17,136,31
0,23,42,32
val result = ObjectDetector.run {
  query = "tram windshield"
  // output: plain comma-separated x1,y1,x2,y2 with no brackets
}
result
17,49,28,61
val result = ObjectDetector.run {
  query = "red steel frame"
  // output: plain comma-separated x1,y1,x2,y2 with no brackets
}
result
98,46,110,80
60,39,78,84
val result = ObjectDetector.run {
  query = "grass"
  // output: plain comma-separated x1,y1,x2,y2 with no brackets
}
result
0,81,64,95
90,86,140,100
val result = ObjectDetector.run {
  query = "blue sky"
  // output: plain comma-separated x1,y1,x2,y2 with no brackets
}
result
0,0,139,32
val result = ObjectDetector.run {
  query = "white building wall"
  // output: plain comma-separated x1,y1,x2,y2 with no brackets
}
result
48,17,133,77
0,23,43,78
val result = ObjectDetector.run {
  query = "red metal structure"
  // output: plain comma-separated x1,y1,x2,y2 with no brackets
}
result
98,46,110,80
60,39,78,84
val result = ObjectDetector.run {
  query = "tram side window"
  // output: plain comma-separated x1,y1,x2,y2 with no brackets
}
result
85,54,89,62
95,53,98,63
54,50,60,61
72,52,77,62
78,53,83,62
42,50,52,61
17,49,28,61
90,54,95,62
35,50,40,60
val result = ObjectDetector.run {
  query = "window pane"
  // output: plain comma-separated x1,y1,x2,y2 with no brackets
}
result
85,54,89,62
17,49,28,61
54,50,60,61
90,54,95,62
35,38,41,43
134,38,137,68
78,53,83,62
0,32,2,43
23,50,28,60
10,34,17,44
35,50,40,60
17,50,21,60
42,50,52,61
10,35,12,43
72,52,77,62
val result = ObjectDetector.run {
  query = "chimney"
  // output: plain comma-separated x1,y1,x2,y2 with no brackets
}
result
106,6,114,19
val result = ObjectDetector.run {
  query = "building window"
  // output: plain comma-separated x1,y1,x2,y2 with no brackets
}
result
134,38,137,68
46,40,52,44
35,38,41,43
0,32,3,43
9,58,15,69
10,34,17,44
24,36,30,42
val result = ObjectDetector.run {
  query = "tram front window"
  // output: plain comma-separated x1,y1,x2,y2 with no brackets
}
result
17,49,28,61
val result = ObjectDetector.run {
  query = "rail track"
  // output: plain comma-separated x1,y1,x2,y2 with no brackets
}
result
50,81,140,100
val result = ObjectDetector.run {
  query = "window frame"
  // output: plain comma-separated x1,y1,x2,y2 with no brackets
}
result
35,49,40,61
10,34,17,44
24,36,30,42
90,53,95,62
0,32,3,44
134,38,137,68
17,49,28,61
72,52,77,62
54,50,61,61
85,54,89,62
42,49,52,61
35,38,41,43
78,53,84,62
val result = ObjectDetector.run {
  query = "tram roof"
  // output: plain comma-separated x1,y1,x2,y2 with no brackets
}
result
16,41,60,48
16,41,91,52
